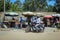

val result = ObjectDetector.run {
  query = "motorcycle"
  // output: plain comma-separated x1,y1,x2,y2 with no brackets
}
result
31,22,44,32
25,22,45,32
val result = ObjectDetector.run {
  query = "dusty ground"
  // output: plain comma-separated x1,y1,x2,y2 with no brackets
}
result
0,27,60,40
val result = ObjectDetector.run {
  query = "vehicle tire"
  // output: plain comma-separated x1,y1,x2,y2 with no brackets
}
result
25,26,31,32
38,25,44,32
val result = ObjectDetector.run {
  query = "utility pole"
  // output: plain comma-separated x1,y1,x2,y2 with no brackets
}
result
4,0,5,21
4,0,5,14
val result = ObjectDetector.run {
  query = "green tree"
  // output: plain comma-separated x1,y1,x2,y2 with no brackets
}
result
9,2,18,11
0,0,4,12
23,0,31,11
0,0,12,12
23,0,47,12
56,0,60,13
14,0,22,11
53,6,57,12
47,6,54,12
5,0,11,11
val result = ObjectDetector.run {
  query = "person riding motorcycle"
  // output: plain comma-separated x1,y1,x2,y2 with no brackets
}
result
31,16,43,32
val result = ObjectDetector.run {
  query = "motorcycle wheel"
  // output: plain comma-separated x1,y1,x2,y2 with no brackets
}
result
25,26,31,32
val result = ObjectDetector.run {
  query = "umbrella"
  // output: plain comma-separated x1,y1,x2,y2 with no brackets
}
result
44,15,53,18
22,12,36,17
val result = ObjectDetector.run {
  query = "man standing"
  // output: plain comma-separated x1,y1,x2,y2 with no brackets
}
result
19,17,23,29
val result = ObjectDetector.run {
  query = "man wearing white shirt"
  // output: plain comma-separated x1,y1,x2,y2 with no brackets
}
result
35,16,41,30
36,17,41,24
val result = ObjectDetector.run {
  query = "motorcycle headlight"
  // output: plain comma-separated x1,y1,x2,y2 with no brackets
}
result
25,22,28,25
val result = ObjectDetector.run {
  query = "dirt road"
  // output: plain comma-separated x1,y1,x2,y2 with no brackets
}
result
0,27,60,40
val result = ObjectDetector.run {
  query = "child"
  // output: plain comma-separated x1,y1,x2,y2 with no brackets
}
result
15,20,19,29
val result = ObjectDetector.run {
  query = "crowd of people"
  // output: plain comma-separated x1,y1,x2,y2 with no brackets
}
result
0,15,60,32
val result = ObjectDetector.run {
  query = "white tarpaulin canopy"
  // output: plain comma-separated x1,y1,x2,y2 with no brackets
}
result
5,12,18,16
52,14,60,17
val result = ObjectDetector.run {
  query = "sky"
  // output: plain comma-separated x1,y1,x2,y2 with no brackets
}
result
10,0,56,6
10,0,25,4
47,0,56,6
